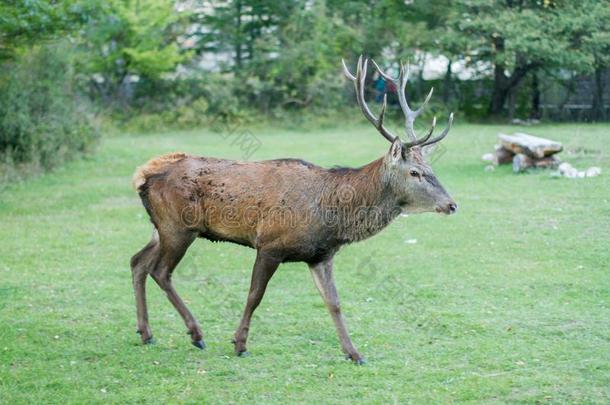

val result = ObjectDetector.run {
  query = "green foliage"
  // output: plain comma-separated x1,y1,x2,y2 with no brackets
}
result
106,72,254,132
250,2,355,111
182,0,607,120
0,0,95,60
80,0,191,101
0,43,98,180
452,0,610,71
193,1,349,111
1,0,609,167
445,0,610,114
564,0,610,71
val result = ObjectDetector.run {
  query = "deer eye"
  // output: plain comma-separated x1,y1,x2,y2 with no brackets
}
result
409,170,420,178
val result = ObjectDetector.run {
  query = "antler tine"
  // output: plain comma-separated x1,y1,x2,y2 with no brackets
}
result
371,59,413,141
341,58,356,80
371,58,438,146
345,56,452,147
343,56,397,143
371,59,395,82
421,113,454,147
379,93,388,129
404,116,436,148
416,87,434,115
398,62,418,141
399,62,434,143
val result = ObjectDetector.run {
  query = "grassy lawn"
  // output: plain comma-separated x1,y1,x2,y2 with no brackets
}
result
0,123,608,403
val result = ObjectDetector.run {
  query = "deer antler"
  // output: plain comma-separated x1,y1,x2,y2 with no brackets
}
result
343,56,453,148
342,56,397,143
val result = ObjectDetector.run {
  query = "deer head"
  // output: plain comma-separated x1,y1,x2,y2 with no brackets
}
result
343,56,457,215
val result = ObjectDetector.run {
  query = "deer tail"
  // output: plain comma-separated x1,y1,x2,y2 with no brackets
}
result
132,152,188,192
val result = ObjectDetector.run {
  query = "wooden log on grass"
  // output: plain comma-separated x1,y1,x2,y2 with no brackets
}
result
512,154,533,172
512,154,561,173
499,133,563,159
495,146,515,165
533,155,561,169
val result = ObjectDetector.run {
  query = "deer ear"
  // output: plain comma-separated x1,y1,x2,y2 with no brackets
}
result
388,138,403,163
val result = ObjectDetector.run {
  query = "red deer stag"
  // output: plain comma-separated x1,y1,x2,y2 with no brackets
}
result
130,56,456,364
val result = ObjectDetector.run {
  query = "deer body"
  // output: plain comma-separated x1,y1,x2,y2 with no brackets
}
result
130,56,457,363
135,154,402,262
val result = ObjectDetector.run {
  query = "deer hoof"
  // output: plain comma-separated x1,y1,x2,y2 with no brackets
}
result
345,354,366,365
237,350,251,358
142,337,155,345
191,340,206,350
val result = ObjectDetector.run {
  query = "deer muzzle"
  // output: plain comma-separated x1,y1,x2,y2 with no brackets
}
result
436,202,458,215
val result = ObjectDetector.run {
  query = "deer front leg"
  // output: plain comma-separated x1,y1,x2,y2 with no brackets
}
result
309,259,365,364
151,272,205,349
233,250,280,356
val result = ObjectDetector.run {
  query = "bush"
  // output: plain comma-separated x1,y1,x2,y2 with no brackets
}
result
0,43,98,181
106,72,257,132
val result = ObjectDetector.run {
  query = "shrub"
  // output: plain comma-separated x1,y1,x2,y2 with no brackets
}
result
107,72,256,132
0,43,98,181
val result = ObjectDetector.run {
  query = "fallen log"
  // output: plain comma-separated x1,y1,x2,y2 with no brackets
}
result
495,146,515,165
499,133,563,159
512,154,561,173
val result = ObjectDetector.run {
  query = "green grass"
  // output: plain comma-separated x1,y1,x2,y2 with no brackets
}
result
0,123,609,404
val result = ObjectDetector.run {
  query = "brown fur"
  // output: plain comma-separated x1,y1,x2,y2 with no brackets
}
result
132,152,188,191
135,155,403,262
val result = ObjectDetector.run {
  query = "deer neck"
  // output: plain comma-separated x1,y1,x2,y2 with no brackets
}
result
321,157,402,243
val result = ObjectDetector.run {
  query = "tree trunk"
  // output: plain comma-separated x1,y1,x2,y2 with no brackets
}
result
489,37,508,115
234,0,243,71
530,70,541,119
591,65,605,121
489,37,536,116
490,85,510,115
507,87,516,120
443,59,452,105
490,66,534,116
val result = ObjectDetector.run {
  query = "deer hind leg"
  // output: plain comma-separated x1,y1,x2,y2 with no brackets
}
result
130,229,160,344
233,250,280,356
148,229,205,349
309,259,365,364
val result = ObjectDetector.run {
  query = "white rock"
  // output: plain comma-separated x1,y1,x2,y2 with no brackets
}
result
558,163,601,179
585,167,602,177
558,162,578,177
481,153,495,162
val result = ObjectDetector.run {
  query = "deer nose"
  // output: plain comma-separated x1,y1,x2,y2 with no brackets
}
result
448,203,457,214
